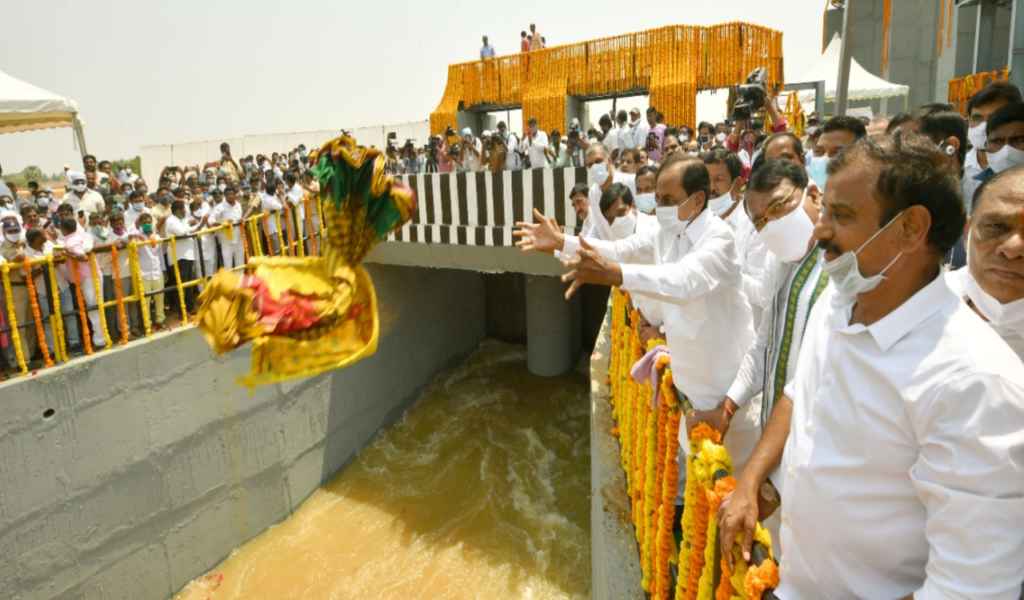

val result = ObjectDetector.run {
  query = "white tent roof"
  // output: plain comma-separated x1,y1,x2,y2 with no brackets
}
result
798,33,909,103
0,68,82,135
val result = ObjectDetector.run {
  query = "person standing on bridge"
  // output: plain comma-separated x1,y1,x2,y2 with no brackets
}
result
514,154,756,499
529,23,542,51
520,31,530,53
480,36,496,59
521,118,549,170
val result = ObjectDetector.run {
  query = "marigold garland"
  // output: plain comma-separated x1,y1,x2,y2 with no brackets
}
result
1,263,27,372
109,246,128,345
89,253,112,349
69,258,93,353
46,254,66,362
262,212,273,256
22,258,54,367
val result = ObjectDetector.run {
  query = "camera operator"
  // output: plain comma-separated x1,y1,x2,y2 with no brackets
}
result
566,118,590,168
520,118,549,170
483,130,508,173
460,127,486,173
727,75,788,155
400,140,421,174
496,122,522,170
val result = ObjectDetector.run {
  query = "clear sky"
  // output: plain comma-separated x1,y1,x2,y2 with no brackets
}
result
0,0,828,175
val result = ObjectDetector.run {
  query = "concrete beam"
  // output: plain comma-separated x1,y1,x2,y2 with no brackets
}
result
366,240,569,276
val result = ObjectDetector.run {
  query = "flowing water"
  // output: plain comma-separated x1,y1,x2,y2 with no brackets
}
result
171,340,591,600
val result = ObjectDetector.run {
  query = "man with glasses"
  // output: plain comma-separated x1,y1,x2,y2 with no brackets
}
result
713,158,831,565
963,83,1022,206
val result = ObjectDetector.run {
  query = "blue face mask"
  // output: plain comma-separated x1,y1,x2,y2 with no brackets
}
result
807,156,829,190
635,192,657,214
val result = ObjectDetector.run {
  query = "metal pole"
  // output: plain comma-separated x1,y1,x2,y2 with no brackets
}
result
835,0,859,116
72,113,88,158
1012,0,1024,94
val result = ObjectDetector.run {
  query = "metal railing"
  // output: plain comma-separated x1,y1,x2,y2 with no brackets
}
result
0,196,325,379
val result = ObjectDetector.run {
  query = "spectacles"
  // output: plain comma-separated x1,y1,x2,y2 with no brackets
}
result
753,187,801,232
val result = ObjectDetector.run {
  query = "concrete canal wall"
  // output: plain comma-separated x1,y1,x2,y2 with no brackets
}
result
0,264,485,600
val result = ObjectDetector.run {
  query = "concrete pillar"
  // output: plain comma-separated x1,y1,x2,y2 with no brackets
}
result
526,275,573,376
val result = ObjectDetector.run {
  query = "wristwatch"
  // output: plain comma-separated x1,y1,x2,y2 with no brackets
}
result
760,480,781,508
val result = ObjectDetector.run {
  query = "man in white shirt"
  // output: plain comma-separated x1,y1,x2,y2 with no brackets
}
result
615,110,634,156
715,159,831,564
961,82,1021,213
598,114,620,163
520,118,549,169
284,172,306,251
579,142,636,242
460,128,486,173
776,135,1024,599
629,107,648,151
703,149,769,328
211,186,245,271
260,182,284,255
65,171,105,219
515,155,757,480
164,200,197,314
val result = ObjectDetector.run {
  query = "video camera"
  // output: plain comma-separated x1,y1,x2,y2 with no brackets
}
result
445,125,456,138
731,67,768,122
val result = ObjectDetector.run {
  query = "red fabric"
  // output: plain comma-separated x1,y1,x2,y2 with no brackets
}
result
246,275,323,334
521,38,530,52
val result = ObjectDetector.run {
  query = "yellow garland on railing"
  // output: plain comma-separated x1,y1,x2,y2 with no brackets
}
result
23,258,54,367
110,246,128,345
46,254,66,363
1,263,27,373
69,257,93,353
89,253,112,349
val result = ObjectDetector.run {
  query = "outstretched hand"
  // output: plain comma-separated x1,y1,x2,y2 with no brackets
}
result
514,208,563,255
561,236,622,299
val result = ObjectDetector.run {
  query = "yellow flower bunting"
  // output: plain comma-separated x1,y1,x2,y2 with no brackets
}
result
606,288,778,600
430,23,784,136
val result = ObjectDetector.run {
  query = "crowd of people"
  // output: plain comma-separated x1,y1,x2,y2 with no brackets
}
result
0,142,322,373
513,82,1024,599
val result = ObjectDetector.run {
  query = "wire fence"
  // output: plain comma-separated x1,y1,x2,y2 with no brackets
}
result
0,196,325,380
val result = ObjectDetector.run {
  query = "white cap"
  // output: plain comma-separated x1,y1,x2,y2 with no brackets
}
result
482,130,492,137
68,170,86,183
461,127,472,137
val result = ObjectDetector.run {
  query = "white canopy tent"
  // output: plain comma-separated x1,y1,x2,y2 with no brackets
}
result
798,33,909,107
0,68,86,155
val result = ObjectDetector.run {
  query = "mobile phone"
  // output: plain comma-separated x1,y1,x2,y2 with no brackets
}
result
77,210,84,218
699,135,710,145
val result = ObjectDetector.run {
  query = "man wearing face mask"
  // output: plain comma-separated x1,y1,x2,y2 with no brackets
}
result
714,159,830,565
629,107,648,151
633,165,657,216
164,200,198,315
66,171,105,219
950,165,1024,359
962,83,1022,207
772,135,1024,600
971,102,1024,190
704,149,769,327
579,143,636,242
515,155,757,486
496,122,522,171
598,183,657,241
806,116,866,191
0,210,39,363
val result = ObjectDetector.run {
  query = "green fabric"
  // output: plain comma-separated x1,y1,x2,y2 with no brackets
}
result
312,152,405,240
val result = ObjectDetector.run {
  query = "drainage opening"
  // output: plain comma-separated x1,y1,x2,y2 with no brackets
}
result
43,409,55,419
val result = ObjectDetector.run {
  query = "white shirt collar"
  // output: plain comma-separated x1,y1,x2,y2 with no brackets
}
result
683,207,711,245
834,272,954,351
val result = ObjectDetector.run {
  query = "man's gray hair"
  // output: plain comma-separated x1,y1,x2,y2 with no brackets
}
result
586,142,607,158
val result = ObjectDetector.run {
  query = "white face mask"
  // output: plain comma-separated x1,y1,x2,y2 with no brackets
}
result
609,209,636,239
708,191,734,216
987,144,1024,174
759,188,815,263
805,125,819,135
37,197,49,208
588,161,610,187
218,184,227,192
4,231,20,243
963,270,1024,333
821,211,904,299
655,194,695,236
635,192,657,214
72,183,87,193
688,151,700,157
968,121,987,150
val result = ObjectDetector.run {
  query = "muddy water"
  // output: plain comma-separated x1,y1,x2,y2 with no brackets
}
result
172,340,591,600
